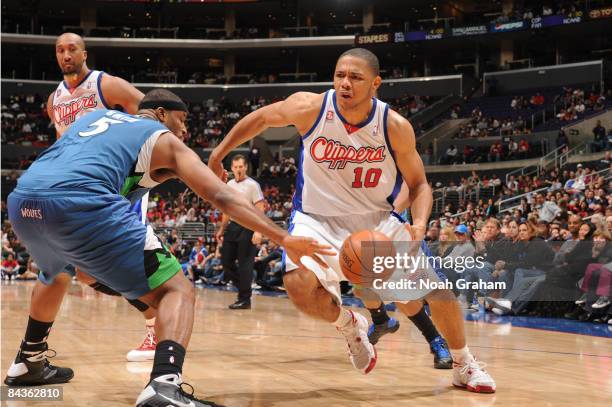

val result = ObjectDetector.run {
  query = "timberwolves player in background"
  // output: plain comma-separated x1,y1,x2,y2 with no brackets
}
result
209,48,495,392
48,32,159,362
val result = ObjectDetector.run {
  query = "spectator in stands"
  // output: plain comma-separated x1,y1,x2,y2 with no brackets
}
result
254,240,283,289
443,145,458,164
530,92,545,106
17,258,39,280
203,246,224,285
556,128,568,148
575,231,612,310
188,238,208,282
1,253,19,280
592,120,606,152
488,142,503,162
249,147,260,176
461,218,506,310
518,138,530,159
425,225,441,256
487,221,554,315
534,193,561,223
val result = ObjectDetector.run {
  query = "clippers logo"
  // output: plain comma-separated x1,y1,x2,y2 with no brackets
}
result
53,94,98,126
310,136,386,169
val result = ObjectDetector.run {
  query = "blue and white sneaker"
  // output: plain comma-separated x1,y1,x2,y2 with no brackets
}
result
367,317,400,345
429,336,453,369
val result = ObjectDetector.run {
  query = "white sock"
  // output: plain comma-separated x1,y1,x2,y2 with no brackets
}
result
450,345,474,364
333,308,353,329
146,318,156,334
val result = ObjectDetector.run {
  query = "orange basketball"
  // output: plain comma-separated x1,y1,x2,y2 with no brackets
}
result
339,230,396,287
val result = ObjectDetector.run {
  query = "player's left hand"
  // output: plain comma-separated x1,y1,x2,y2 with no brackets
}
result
405,223,426,242
207,156,226,181
282,236,335,270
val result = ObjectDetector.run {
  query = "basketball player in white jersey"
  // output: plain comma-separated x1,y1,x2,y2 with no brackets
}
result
46,32,160,362
209,48,496,393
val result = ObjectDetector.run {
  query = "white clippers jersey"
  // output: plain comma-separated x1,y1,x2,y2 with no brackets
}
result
51,70,109,135
294,89,402,216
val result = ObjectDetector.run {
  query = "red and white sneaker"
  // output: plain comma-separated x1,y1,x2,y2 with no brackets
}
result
452,358,496,393
126,331,157,362
337,310,377,374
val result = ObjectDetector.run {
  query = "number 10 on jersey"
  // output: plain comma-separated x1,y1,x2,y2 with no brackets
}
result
351,167,382,188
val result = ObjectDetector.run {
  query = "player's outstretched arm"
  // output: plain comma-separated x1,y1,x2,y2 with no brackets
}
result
151,133,334,268
387,110,432,241
208,91,323,178
100,74,145,114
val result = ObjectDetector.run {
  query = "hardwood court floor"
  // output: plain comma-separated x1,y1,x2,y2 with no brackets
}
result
1,281,611,406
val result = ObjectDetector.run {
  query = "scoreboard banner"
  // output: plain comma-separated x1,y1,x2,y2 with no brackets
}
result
355,10,598,45
355,33,397,45
589,6,612,19
451,25,488,37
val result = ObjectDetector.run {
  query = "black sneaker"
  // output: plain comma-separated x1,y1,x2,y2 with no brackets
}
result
4,341,74,386
136,373,221,407
228,301,251,310
429,336,453,369
367,317,400,345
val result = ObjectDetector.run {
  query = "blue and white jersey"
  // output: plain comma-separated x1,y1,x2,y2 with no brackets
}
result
293,90,402,216
17,109,168,202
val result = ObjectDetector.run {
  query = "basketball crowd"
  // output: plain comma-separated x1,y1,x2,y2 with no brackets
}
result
2,151,610,323
1,92,434,169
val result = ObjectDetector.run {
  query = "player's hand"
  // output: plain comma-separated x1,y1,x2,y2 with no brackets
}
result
215,228,224,243
207,156,226,181
281,236,335,270
405,223,426,242
404,223,426,259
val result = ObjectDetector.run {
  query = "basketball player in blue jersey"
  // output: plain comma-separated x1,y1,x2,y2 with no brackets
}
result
4,89,333,406
48,32,162,362
209,49,496,393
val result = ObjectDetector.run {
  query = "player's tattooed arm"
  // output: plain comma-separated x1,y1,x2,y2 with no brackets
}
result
208,91,323,179
386,110,432,241
100,74,144,114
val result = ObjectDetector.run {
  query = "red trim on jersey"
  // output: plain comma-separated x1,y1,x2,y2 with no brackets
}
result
343,122,361,134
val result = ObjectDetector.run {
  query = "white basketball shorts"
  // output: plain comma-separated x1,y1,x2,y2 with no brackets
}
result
284,210,444,304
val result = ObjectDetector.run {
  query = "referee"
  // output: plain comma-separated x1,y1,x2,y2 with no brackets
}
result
215,154,265,309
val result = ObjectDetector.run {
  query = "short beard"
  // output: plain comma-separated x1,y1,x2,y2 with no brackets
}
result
62,65,81,77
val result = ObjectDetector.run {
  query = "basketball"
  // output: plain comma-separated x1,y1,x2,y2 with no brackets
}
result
339,230,396,287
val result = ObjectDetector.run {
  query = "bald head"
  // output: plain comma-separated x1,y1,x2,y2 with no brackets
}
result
55,32,88,76
56,32,85,49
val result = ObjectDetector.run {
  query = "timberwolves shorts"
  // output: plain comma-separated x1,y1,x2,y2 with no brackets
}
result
283,210,445,304
8,188,181,299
